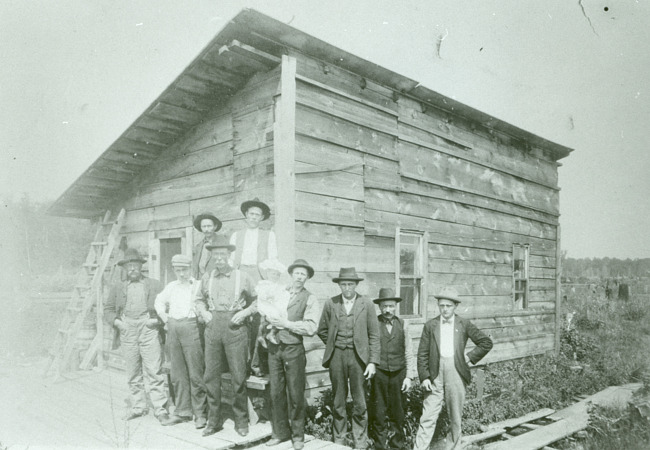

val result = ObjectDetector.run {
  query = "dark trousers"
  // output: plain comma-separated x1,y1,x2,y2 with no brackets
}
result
203,311,249,429
371,367,406,449
268,342,307,443
330,347,369,449
167,318,207,420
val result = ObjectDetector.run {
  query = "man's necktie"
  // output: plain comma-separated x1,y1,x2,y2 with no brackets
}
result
442,319,452,324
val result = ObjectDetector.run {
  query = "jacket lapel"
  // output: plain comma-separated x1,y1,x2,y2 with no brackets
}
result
333,295,345,322
352,295,365,323
432,317,441,352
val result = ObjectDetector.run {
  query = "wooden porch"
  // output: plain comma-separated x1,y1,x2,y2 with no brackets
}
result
0,357,344,449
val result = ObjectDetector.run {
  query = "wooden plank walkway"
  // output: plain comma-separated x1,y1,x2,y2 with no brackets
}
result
0,357,272,449
480,383,642,450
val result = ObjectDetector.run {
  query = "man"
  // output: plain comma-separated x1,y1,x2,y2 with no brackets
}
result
228,198,277,283
104,248,169,423
369,288,417,450
264,259,320,450
154,254,208,428
191,212,222,279
414,287,493,450
194,235,257,437
229,198,278,372
317,267,380,449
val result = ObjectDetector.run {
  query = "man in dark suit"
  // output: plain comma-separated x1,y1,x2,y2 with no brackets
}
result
104,248,169,423
317,267,380,449
369,288,417,450
414,287,493,450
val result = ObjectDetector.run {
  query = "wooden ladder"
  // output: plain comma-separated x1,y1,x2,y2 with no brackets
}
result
43,208,126,379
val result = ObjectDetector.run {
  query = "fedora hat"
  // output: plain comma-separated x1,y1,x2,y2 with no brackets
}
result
117,248,147,266
193,213,222,232
373,287,403,304
435,286,462,304
332,267,363,283
240,198,271,220
288,259,315,279
205,234,235,252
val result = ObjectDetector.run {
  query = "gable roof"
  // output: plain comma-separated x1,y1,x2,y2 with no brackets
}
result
50,8,572,218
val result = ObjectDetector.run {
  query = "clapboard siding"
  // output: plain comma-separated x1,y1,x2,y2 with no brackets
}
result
396,96,558,187
365,189,557,240
397,140,559,215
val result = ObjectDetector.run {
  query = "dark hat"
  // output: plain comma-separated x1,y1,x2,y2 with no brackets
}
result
117,248,147,266
373,287,403,304
240,198,271,220
288,259,315,279
193,213,222,232
332,267,364,283
205,234,235,252
435,287,462,304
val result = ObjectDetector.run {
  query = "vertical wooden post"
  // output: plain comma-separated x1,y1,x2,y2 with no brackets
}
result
273,55,297,264
555,224,562,355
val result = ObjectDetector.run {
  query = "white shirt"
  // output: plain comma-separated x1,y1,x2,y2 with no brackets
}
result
343,294,357,315
439,315,455,358
229,228,278,265
154,278,199,321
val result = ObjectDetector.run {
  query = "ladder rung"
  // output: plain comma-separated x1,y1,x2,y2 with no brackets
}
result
83,263,99,268
58,328,72,334
91,241,108,246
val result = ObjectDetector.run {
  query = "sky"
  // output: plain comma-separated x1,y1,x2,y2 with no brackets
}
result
1,0,649,259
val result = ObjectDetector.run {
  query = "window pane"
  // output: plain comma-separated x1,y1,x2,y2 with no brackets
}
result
400,234,420,276
399,278,420,316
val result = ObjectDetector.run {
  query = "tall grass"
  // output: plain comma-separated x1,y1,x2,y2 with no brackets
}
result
305,286,650,447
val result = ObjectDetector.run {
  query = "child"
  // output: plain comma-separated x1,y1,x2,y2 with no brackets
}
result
251,259,290,375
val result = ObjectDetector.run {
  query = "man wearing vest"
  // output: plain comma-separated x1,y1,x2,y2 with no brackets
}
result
194,235,257,437
369,288,417,450
414,287,493,450
229,198,278,374
154,254,208,428
191,212,222,280
264,259,320,450
317,267,380,450
104,248,169,423
229,198,277,282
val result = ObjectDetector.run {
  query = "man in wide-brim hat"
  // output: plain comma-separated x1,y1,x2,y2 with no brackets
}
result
317,267,380,449
229,197,278,375
191,212,223,279
154,254,208,428
194,234,257,438
369,288,417,450
104,248,169,424
413,287,493,450
264,259,320,450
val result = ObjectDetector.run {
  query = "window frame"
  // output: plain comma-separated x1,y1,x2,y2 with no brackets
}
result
513,243,530,309
395,227,428,318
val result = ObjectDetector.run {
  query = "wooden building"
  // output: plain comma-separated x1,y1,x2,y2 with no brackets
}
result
50,9,572,397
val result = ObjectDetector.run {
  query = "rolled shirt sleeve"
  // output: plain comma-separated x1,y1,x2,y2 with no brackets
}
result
285,293,320,336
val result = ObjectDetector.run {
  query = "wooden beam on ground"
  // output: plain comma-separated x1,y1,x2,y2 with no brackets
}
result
485,408,555,431
273,54,297,264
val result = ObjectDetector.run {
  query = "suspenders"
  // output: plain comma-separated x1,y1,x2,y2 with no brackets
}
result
207,269,242,311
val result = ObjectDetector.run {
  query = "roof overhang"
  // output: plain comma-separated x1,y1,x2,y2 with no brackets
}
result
50,8,573,218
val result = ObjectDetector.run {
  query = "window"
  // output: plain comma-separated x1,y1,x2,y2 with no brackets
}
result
396,229,426,316
513,243,530,309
